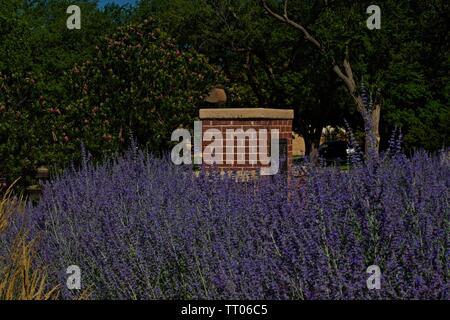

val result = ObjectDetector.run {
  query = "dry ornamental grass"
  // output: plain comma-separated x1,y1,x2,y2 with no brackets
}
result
0,180,60,300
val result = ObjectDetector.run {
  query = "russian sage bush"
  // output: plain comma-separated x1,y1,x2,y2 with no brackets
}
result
1,148,448,299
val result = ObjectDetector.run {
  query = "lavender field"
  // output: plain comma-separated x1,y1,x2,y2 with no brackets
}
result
1,147,448,300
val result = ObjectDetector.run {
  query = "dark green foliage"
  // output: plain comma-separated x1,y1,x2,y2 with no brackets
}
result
135,0,449,153
63,19,221,157
0,0,130,185
0,2,220,187
0,0,448,187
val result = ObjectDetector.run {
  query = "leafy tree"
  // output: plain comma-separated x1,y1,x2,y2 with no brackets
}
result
0,0,133,186
378,0,449,151
62,19,221,157
1,11,220,186
260,0,449,154
135,0,353,154
137,0,449,154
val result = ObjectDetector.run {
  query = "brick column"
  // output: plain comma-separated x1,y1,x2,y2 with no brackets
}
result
199,108,294,176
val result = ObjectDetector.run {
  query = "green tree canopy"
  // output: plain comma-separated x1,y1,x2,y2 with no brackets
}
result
0,4,219,187
135,0,449,153
64,19,221,155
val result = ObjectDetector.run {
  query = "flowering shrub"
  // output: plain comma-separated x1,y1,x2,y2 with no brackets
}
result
1,147,448,299
63,19,222,156
0,18,222,189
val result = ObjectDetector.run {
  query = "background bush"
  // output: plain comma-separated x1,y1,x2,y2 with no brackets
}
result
0,0,126,187
1,0,449,188
2,147,448,299
63,19,222,157
0,17,221,188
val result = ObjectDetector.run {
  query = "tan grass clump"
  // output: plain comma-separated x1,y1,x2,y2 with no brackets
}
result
0,180,18,233
0,237,60,300
0,180,60,300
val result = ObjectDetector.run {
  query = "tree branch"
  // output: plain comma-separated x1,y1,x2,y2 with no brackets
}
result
260,0,323,51
260,0,365,115
332,63,364,114
261,0,381,156
343,58,356,89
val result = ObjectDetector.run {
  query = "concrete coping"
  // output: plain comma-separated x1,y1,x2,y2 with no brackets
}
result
199,108,294,120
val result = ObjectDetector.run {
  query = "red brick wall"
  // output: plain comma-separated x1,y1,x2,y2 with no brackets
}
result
201,119,293,174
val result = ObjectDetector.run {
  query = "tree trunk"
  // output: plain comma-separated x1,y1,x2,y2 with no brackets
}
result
304,135,321,156
260,0,382,158
302,126,322,164
364,103,381,157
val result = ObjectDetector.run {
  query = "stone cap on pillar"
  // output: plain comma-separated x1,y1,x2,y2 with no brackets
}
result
199,108,294,120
